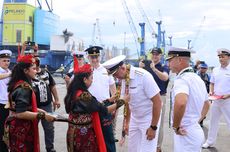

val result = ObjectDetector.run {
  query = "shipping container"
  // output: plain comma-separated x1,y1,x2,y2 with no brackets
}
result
34,8,60,45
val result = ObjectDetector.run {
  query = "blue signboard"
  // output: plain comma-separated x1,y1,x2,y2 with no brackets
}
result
34,8,60,45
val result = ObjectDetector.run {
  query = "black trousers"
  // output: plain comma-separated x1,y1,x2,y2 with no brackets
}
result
0,103,9,152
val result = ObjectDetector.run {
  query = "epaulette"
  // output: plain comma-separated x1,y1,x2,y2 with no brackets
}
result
135,70,144,76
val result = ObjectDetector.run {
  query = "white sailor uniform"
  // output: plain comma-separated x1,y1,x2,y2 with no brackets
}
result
121,66,161,152
88,64,115,102
205,64,230,145
171,67,208,152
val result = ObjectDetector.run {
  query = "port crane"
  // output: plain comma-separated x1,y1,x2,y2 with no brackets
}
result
134,0,157,40
188,16,206,49
36,0,53,12
91,18,106,61
121,0,148,59
91,18,104,47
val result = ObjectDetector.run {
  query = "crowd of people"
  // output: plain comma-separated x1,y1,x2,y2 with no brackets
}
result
0,44,229,152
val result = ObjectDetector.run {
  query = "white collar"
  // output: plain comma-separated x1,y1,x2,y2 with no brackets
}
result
177,67,193,77
93,64,103,70
0,67,8,72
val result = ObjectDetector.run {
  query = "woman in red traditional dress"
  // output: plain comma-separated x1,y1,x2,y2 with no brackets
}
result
64,57,129,152
5,55,55,152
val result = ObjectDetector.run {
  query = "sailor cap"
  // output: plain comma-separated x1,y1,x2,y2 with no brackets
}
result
0,50,12,58
217,48,230,56
85,46,103,56
102,55,126,74
166,47,195,60
73,50,86,58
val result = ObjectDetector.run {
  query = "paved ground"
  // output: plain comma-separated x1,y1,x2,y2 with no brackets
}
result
39,76,230,152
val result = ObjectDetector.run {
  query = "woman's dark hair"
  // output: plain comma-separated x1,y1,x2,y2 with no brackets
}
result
64,72,92,113
35,57,40,67
8,62,34,93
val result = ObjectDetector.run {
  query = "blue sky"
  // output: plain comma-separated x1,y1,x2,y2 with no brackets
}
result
2,0,230,66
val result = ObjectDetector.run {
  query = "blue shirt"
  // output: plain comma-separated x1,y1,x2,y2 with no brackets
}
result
144,61,169,95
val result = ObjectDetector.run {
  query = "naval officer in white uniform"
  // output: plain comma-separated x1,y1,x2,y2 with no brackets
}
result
86,46,116,102
0,49,12,152
103,55,162,152
202,48,230,148
166,47,209,152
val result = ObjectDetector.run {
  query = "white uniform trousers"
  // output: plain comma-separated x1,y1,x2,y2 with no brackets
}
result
174,123,204,152
157,95,166,148
128,116,161,152
206,99,230,145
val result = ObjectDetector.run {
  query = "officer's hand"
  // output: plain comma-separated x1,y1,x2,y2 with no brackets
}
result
209,92,214,96
222,94,230,99
175,127,187,136
139,60,145,68
146,127,156,140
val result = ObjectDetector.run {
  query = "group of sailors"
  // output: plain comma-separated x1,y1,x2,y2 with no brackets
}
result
0,44,229,152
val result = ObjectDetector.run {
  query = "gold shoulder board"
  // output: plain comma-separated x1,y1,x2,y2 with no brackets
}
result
135,70,144,76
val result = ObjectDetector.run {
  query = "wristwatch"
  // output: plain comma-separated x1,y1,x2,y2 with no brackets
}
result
172,126,180,132
150,125,158,131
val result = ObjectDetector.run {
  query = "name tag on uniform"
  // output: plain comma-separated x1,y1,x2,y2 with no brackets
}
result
102,73,108,75
129,86,137,94
130,87,136,89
